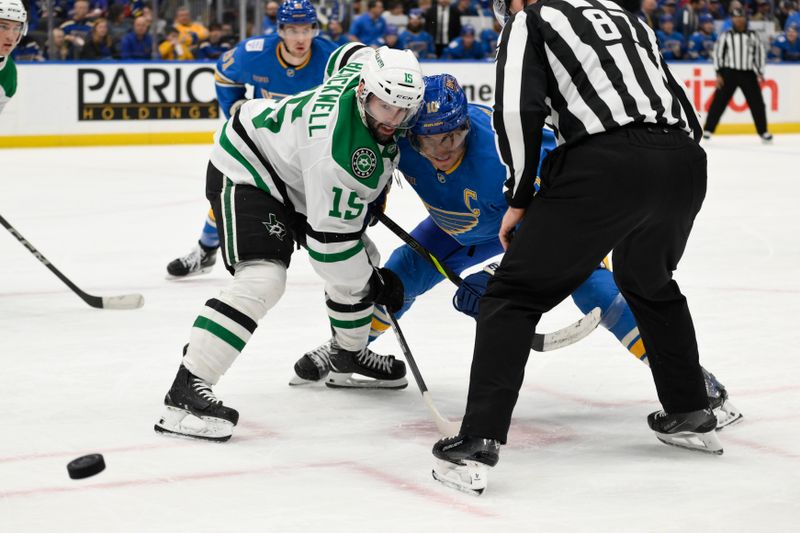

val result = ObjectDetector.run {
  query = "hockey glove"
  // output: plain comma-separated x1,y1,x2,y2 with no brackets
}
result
364,267,404,313
366,182,391,227
453,263,499,319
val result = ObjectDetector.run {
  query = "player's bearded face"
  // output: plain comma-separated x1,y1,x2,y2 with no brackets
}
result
415,126,469,171
362,93,418,144
280,24,314,59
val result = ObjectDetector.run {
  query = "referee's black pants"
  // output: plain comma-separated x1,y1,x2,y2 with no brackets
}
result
460,126,709,443
704,68,768,135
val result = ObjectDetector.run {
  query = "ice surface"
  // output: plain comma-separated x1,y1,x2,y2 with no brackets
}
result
1,136,799,532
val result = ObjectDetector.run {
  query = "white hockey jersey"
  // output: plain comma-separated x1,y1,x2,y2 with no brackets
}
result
209,47,399,315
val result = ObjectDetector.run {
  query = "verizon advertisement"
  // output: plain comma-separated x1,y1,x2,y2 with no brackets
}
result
0,61,798,146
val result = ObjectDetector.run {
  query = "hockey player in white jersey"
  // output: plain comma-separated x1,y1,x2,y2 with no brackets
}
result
0,0,27,115
154,45,426,442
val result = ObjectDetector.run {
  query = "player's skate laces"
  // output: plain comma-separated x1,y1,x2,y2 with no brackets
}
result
432,436,501,496
647,408,723,455
289,340,334,386
166,241,218,278
702,368,743,429
154,364,239,442
326,345,407,389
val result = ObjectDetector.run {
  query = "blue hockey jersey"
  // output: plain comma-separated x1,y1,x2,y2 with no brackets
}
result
397,104,556,247
214,34,338,118
687,31,717,60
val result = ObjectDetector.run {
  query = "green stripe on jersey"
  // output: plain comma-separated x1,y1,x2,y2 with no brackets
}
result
306,240,364,263
329,315,373,329
0,57,17,99
193,316,246,352
219,121,270,193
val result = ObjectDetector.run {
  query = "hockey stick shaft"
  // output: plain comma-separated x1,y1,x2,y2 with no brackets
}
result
0,214,144,310
377,212,600,352
386,310,461,436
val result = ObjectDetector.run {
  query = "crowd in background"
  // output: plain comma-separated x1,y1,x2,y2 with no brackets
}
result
9,0,800,62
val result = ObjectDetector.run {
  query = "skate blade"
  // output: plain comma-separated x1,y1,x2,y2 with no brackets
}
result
288,374,323,387
325,372,408,390
714,400,744,430
165,265,215,281
154,406,234,442
655,430,723,455
431,459,488,496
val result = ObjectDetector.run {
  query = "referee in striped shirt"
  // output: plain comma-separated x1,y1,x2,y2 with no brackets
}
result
703,8,772,142
433,0,722,480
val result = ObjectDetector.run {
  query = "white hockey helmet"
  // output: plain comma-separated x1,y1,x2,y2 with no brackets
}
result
357,46,425,131
0,0,28,43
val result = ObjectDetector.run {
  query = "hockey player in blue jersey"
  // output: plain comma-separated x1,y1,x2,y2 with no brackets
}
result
657,15,686,60
166,0,338,278
398,8,436,59
769,23,800,61
292,74,741,429
442,25,486,60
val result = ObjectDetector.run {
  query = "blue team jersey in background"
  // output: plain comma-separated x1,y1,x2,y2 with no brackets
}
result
214,34,337,118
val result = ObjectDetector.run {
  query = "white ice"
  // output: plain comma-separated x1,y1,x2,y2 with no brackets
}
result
1,136,799,532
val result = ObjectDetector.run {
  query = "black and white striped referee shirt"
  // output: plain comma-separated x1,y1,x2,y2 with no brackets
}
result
494,0,702,208
713,29,766,76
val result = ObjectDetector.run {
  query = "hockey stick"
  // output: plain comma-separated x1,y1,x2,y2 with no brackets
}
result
0,214,144,310
377,212,601,352
386,310,461,437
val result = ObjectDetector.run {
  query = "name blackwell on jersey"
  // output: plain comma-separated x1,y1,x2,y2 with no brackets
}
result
77,66,219,121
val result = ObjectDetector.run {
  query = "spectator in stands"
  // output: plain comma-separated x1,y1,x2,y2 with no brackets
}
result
173,6,208,54
688,13,718,58
325,18,350,46
196,22,231,60
119,15,152,59
638,0,660,30
770,21,800,59
79,17,114,59
60,0,93,49
160,25,194,60
263,0,280,35
45,27,77,60
657,13,687,59
456,0,478,16
660,0,678,26
480,18,501,58
399,8,435,58
378,24,402,49
442,24,484,60
708,0,727,21
220,23,237,47
349,0,386,46
782,2,800,32
107,3,131,43
777,1,797,29
427,0,461,57
383,1,409,30
12,35,44,61
676,0,706,38
752,0,779,30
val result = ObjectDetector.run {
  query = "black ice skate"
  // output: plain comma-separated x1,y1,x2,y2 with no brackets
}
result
432,435,501,495
647,408,723,455
289,339,334,386
326,344,407,389
702,368,743,430
166,241,218,278
154,364,239,442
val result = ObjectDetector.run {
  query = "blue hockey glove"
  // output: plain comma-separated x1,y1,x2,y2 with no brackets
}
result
453,263,499,319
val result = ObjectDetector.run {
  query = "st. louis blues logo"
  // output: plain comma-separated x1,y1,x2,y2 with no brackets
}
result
263,213,287,241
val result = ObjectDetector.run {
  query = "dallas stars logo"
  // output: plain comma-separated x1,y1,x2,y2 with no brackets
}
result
263,213,287,241
351,147,377,179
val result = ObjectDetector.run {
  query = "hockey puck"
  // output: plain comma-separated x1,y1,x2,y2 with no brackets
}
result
67,454,106,480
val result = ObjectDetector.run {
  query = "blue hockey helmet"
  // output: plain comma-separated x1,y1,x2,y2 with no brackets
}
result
410,74,469,137
277,0,318,27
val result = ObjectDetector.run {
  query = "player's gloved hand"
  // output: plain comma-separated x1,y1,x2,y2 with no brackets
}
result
453,263,499,319
366,182,391,227
364,267,404,313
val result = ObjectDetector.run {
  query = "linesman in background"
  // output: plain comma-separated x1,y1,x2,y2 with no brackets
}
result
703,8,772,143
432,0,723,494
